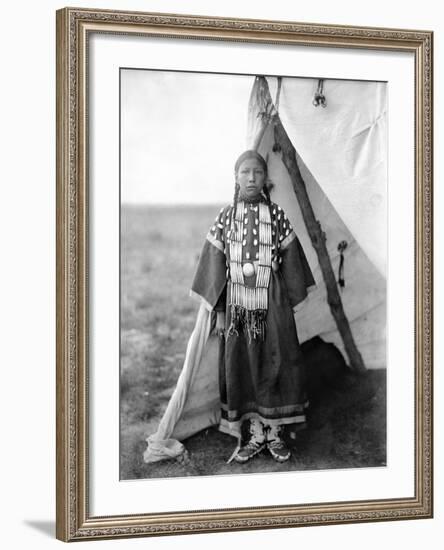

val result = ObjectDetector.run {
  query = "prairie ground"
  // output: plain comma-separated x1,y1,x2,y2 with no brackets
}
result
120,204,386,480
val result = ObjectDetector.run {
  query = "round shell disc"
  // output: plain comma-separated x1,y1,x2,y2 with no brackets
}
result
242,262,255,277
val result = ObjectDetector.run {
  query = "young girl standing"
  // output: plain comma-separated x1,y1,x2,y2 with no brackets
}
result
191,150,315,463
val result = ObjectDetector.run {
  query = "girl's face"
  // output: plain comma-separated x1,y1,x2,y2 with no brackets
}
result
236,158,266,199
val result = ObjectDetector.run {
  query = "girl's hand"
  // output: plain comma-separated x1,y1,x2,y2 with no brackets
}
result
216,311,225,337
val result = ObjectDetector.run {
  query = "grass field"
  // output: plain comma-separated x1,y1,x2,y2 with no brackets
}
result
120,204,386,480
120,204,221,477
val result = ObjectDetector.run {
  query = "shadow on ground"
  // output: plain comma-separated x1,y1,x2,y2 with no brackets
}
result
23,520,55,538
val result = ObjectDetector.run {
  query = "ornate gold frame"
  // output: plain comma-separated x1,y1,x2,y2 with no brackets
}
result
56,7,433,542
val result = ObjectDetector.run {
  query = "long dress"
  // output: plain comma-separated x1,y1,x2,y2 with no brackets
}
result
191,196,315,438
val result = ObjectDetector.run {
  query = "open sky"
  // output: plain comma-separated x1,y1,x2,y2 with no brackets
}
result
121,69,387,274
121,69,254,205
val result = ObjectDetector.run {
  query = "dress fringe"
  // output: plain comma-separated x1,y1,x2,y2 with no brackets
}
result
227,304,267,341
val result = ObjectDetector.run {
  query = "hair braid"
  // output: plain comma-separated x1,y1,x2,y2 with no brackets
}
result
262,183,271,205
262,184,279,258
262,183,274,224
230,183,240,240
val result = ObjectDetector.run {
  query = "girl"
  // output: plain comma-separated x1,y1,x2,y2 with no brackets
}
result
191,150,315,463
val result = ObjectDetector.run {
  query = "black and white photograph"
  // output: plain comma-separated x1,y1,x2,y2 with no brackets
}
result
120,68,387,481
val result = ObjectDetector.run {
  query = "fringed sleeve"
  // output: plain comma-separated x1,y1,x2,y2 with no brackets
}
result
278,209,316,310
191,207,228,312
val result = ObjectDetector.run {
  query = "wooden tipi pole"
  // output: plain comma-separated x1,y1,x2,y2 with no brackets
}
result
274,119,366,373
253,77,366,373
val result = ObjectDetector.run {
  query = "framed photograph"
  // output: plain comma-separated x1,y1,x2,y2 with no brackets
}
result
56,7,433,542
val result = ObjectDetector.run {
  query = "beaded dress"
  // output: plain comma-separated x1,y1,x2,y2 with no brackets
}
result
191,196,315,437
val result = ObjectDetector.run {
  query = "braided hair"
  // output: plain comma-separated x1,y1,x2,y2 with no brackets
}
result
261,180,279,258
229,183,240,242
262,181,272,205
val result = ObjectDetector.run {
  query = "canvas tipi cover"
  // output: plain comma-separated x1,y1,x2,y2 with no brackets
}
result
248,76,387,369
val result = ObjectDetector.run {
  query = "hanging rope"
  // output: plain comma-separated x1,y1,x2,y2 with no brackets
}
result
337,240,348,289
313,78,327,108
